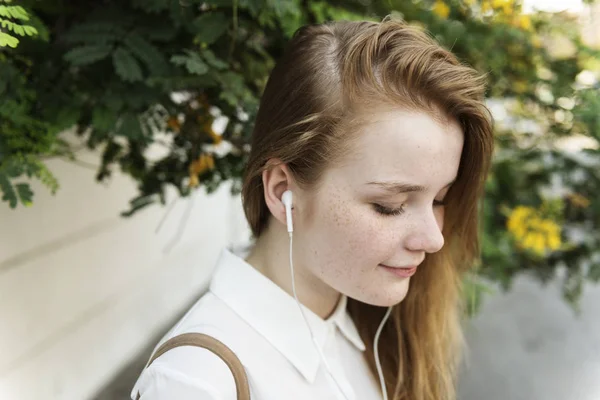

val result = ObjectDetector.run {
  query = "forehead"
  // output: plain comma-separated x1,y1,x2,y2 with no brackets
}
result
332,108,464,189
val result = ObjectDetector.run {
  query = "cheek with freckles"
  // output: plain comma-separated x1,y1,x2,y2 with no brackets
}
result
299,187,412,306
309,190,398,289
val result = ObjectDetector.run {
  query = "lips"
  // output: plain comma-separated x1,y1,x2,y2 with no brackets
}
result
379,264,418,278
380,264,417,269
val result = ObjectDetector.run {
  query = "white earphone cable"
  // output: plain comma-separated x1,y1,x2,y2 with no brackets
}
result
374,305,393,400
289,232,350,399
285,191,390,400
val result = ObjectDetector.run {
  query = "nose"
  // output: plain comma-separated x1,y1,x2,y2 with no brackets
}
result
403,208,445,254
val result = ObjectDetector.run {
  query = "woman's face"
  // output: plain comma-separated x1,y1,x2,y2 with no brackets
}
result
295,108,464,307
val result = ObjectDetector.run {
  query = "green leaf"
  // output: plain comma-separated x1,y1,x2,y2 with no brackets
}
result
24,12,49,42
63,22,124,44
117,114,144,140
0,5,29,20
0,14,37,38
202,49,228,70
218,71,251,106
1,19,16,33
0,174,17,208
171,51,209,75
0,19,34,37
123,33,169,75
92,108,118,132
53,107,81,132
113,47,144,82
192,12,228,44
11,21,24,35
31,161,59,194
121,194,157,217
0,154,59,209
0,6,11,18
64,44,113,66
1,157,25,178
15,183,33,206
23,25,37,36
0,31,18,47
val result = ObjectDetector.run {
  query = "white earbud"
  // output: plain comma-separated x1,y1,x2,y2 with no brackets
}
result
282,190,293,233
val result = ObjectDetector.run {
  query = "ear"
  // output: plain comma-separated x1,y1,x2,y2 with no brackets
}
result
262,159,295,230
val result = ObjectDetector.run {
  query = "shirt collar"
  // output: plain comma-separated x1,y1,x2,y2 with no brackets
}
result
209,248,366,383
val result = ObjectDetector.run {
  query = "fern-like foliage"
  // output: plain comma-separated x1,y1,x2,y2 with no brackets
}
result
63,44,114,66
123,32,170,76
0,154,58,207
0,0,37,48
171,50,209,75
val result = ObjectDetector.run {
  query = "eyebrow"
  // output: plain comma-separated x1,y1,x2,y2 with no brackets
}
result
366,179,456,194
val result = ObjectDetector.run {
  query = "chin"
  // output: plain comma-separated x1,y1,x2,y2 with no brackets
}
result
354,278,411,307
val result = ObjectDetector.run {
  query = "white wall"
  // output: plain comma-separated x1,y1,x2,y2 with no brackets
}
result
0,144,251,400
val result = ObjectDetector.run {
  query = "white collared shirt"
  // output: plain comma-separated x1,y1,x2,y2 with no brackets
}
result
131,248,382,399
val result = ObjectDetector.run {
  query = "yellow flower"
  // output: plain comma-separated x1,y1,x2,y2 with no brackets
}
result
433,0,451,19
521,232,534,251
481,0,492,13
506,205,562,255
206,154,215,170
188,153,215,187
188,174,200,188
507,206,534,235
492,0,514,14
531,233,546,255
547,233,561,250
211,130,222,144
491,0,510,7
166,116,181,132
517,14,532,30
206,123,223,145
199,116,223,145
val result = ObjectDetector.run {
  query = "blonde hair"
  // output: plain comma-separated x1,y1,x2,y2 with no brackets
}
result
241,18,494,400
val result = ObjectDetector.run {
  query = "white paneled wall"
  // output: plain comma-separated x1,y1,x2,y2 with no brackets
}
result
0,146,251,400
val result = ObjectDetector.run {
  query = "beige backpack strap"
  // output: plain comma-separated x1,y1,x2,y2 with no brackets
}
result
136,332,250,400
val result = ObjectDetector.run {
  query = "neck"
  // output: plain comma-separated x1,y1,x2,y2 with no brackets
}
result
244,223,341,319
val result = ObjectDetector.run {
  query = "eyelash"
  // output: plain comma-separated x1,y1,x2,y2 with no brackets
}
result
373,200,446,217
373,204,405,216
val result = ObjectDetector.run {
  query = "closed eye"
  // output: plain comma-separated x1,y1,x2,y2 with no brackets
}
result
372,203,406,216
374,199,446,216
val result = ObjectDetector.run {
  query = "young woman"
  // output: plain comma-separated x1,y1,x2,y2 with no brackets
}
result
132,18,494,400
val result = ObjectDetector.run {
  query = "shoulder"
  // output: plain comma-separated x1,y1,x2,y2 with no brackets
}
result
132,293,252,400
133,344,239,400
